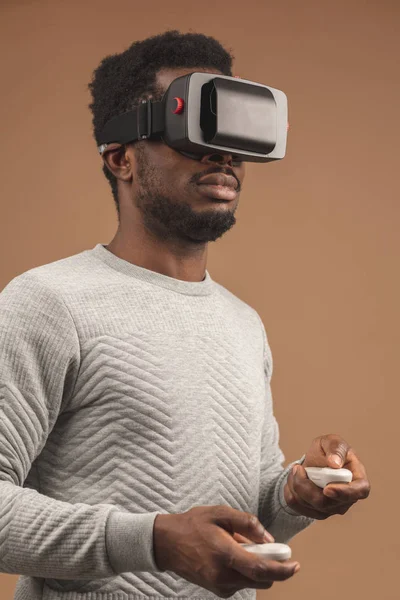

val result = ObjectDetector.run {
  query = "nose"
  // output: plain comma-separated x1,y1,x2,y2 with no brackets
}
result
199,152,234,167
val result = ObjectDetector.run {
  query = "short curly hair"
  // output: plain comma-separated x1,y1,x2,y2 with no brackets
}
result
87,29,235,219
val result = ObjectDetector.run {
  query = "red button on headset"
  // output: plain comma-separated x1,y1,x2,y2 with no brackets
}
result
172,97,184,114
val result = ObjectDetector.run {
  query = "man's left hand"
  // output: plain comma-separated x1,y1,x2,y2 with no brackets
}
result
283,434,371,520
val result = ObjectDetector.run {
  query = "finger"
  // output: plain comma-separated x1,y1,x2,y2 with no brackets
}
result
342,448,370,483
323,447,370,501
292,465,343,513
285,484,329,519
319,434,351,468
293,465,362,516
323,478,370,503
214,507,274,544
290,483,356,519
286,467,333,518
291,477,357,518
229,548,300,583
291,464,366,517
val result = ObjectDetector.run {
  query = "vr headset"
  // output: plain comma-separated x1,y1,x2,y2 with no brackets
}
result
97,72,288,163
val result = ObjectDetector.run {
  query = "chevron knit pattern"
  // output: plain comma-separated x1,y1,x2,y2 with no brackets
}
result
0,243,314,600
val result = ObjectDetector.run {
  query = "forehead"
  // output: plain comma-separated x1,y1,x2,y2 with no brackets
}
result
155,67,224,93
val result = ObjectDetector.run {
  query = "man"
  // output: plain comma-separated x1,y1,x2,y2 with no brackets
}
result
0,30,369,600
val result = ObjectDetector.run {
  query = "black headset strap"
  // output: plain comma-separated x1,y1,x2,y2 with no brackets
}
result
97,100,165,148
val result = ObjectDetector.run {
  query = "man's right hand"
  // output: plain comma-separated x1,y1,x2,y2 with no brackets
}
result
153,505,300,598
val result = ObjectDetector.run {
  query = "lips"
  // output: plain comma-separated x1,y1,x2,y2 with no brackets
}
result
197,173,238,190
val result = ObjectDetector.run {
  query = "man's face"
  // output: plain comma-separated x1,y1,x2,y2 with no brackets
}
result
123,66,246,244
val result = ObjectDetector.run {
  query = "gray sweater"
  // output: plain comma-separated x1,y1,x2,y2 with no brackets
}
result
0,243,314,600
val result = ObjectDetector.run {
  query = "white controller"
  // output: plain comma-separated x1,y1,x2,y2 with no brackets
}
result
304,467,352,488
240,542,292,561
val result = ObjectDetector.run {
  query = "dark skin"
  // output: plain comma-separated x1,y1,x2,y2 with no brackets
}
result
102,66,245,283
283,434,370,520
102,66,371,539
233,435,371,545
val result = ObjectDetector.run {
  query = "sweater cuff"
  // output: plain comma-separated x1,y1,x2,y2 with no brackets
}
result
105,509,163,574
278,454,311,516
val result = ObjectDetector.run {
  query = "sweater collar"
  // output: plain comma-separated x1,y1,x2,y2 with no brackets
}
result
90,243,216,296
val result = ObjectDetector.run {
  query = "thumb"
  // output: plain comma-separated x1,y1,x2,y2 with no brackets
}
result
320,434,349,468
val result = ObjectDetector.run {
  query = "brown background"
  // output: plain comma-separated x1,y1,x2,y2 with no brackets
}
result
1,0,399,598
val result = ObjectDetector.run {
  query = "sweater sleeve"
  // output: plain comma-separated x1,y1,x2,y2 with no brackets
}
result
255,313,315,543
0,271,162,579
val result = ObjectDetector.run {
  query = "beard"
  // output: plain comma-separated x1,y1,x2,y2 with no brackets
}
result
133,145,237,244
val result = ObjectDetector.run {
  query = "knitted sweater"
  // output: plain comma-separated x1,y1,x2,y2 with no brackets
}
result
0,243,314,600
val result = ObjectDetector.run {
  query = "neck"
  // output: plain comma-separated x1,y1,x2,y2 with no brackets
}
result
106,228,209,283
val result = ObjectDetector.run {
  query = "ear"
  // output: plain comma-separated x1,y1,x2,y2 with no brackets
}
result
102,145,133,182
